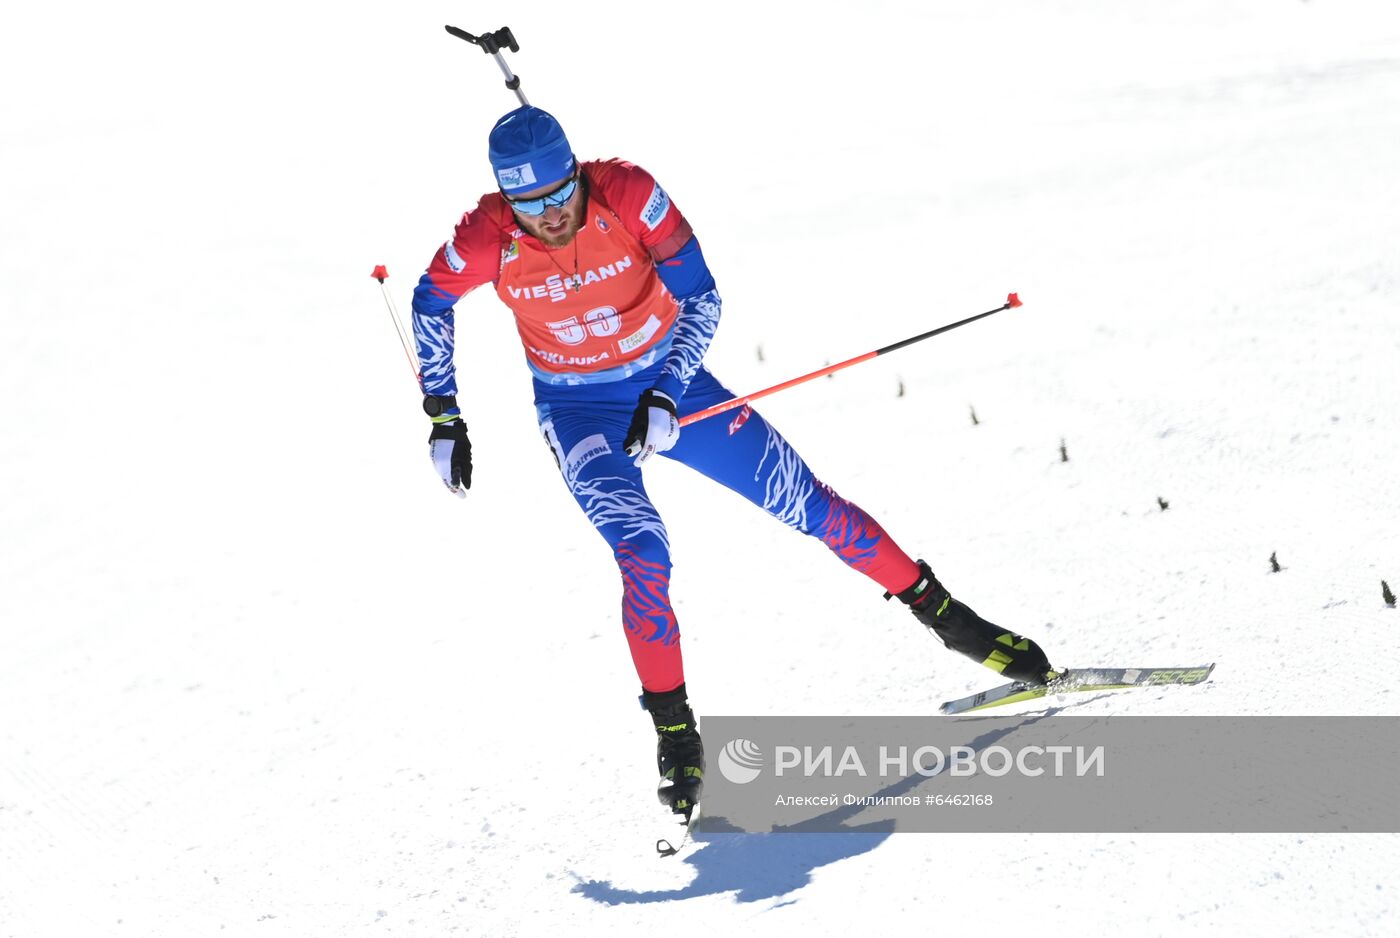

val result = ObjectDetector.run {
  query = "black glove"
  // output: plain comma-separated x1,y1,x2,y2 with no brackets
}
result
428,419,472,497
622,389,680,467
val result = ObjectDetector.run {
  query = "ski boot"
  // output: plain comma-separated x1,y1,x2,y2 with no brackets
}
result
641,684,704,819
890,559,1055,684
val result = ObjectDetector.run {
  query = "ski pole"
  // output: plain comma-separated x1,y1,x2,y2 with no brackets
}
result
445,25,528,106
371,265,422,388
679,293,1024,428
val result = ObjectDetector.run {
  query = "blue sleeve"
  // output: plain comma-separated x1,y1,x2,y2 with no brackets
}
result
412,271,461,405
651,237,721,404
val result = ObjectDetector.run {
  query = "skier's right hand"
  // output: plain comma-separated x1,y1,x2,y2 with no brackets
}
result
428,419,472,498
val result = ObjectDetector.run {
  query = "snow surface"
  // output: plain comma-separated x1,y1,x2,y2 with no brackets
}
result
3,1,1399,935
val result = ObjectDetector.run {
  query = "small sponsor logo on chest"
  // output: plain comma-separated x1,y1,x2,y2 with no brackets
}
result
507,255,635,303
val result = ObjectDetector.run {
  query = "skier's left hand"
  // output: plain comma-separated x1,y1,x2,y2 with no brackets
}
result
623,389,679,466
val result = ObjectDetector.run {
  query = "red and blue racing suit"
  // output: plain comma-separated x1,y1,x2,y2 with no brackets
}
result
412,160,921,692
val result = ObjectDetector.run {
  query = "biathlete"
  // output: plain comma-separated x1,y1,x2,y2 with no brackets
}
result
411,105,1056,817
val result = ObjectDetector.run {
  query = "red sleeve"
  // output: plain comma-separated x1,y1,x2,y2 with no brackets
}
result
418,194,514,309
586,160,695,263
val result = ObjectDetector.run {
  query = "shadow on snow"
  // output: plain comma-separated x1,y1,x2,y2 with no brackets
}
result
571,707,1074,906
570,809,895,906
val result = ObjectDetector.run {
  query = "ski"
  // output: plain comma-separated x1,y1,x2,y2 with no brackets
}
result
938,664,1216,715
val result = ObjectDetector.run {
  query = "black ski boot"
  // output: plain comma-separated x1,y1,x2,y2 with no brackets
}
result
890,559,1055,684
641,684,704,818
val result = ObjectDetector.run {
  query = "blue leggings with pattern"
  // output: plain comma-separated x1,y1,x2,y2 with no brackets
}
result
536,363,920,693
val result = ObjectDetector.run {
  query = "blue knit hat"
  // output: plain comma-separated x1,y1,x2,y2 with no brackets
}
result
488,106,576,195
